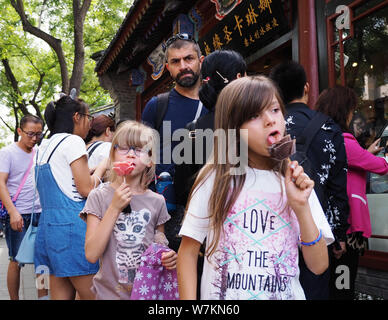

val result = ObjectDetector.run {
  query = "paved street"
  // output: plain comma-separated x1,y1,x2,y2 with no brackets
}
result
0,236,384,300
0,237,38,300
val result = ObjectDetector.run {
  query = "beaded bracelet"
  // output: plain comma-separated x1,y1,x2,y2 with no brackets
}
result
299,229,322,246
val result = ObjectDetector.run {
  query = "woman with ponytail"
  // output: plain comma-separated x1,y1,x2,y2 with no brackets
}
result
36,94,107,299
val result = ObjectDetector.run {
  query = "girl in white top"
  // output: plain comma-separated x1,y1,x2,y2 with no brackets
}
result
177,76,334,300
36,94,107,300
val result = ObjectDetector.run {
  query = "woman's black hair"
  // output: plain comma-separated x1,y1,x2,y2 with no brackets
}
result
44,95,89,137
199,50,246,111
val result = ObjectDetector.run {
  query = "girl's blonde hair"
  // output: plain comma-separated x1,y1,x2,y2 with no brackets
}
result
188,75,288,258
108,120,156,189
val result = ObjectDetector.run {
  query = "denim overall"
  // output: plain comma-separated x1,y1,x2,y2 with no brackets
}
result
34,135,99,277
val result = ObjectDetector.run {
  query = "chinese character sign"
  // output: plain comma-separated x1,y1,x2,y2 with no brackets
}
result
200,0,289,58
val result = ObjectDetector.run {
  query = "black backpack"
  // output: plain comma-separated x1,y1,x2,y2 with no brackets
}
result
290,112,330,207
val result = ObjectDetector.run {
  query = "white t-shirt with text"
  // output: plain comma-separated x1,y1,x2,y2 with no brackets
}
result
179,168,334,300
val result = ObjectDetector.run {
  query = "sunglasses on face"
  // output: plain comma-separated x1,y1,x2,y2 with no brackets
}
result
21,129,44,139
164,33,196,51
114,145,147,157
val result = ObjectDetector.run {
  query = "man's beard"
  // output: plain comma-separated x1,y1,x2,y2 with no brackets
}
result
174,70,200,88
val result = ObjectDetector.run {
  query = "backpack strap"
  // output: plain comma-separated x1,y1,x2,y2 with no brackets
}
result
186,120,197,139
47,135,71,163
296,112,330,152
87,141,103,158
193,101,203,123
155,92,170,131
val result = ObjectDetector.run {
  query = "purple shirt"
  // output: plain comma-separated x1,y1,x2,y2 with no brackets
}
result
0,143,41,214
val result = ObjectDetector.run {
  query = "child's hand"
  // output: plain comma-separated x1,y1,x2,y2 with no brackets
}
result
285,160,314,211
111,182,132,212
161,250,177,270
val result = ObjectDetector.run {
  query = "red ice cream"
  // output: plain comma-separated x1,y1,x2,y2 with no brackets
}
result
112,161,135,176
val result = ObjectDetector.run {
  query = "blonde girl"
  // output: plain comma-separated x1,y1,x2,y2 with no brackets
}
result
81,120,177,300
177,76,334,300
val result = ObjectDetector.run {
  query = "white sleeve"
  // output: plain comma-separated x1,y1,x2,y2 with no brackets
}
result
63,135,87,164
178,173,215,244
308,189,335,245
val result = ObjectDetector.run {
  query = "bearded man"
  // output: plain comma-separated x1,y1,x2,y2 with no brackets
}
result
141,33,208,252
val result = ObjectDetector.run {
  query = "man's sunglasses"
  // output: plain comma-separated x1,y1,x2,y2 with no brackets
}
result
164,33,196,51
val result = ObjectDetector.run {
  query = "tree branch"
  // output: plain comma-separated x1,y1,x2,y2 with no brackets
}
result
1,58,22,96
0,115,14,132
70,0,92,95
5,42,42,75
29,72,45,121
38,0,49,29
2,58,39,118
10,0,70,93
80,0,92,21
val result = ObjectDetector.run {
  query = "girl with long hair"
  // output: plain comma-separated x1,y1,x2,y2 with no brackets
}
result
177,76,334,300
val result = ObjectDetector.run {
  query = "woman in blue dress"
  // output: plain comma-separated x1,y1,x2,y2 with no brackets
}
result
35,94,107,299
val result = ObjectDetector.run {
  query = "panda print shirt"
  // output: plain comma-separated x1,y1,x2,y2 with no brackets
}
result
80,183,170,300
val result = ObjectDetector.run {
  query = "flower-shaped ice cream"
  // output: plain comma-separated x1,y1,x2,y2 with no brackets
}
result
112,161,135,176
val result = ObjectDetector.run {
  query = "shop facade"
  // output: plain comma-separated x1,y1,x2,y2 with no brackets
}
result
95,0,388,298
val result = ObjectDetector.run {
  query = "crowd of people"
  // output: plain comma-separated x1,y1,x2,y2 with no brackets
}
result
0,33,387,300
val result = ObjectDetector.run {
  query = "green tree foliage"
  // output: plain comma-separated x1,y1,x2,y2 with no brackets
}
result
0,0,133,143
